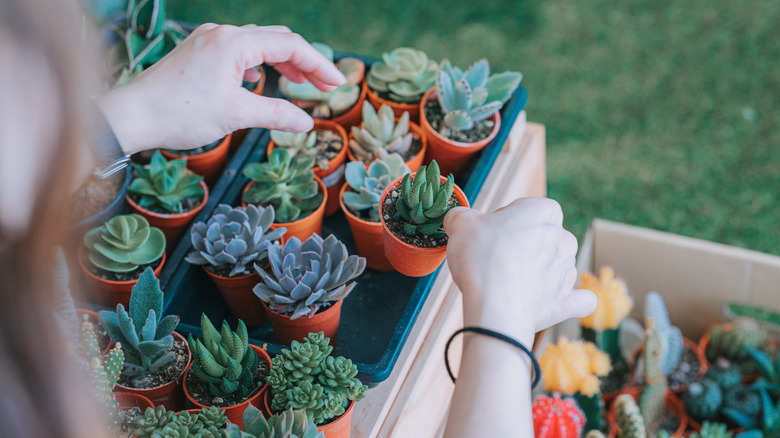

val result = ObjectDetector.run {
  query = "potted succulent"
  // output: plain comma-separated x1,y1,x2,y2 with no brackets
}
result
266,119,349,216
98,268,191,410
160,134,233,187
340,154,410,271
700,317,772,376
419,59,523,175
538,338,612,433
182,314,272,427
127,150,209,248
347,102,427,171
135,405,228,437
264,333,367,438
242,149,326,241
230,65,268,152
185,204,286,326
365,47,438,121
532,395,586,438
279,42,367,130
253,234,366,345
378,160,468,277
79,214,166,307
225,405,324,438
683,357,757,432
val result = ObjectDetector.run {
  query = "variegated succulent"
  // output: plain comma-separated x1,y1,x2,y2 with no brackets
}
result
349,102,413,162
343,154,410,222
367,47,437,103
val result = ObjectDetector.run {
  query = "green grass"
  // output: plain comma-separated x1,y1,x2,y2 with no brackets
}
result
169,0,780,255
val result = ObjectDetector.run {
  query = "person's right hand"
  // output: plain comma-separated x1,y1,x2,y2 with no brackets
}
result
443,197,597,344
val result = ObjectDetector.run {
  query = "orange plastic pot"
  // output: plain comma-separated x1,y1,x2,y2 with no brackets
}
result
204,269,267,326
182,344,271,428
114,331,191,410
267,119,348,217
607,387,687,438
78,246,166,308
76,308,115,356
230,66,267,152
127,179,208,250
262,299,343,346
346,119,427,172
294,80,367,132
379,174,469,277
338,182,392,272
263,389,355,438
242,175,327,242
161,134,231,187
366,84,421,122
419,88,501,176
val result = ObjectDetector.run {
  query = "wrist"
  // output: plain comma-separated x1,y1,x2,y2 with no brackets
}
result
460,287,536,347
96,84,156,156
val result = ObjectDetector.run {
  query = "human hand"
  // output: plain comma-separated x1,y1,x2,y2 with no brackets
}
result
97,24,346,155
443,197,597,344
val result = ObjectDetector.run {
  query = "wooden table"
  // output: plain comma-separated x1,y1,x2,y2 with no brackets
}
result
351,113,547,437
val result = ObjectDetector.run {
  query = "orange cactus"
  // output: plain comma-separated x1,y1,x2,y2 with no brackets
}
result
539,339,611,397
577,266,632,330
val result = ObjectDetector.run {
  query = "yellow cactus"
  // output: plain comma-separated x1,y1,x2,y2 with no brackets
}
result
539,339,612,397
577,266,632,330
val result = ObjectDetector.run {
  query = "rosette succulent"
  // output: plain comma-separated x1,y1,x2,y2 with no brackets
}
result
242,149,323,224
84,214,165,272
435,59,522,131
187,314,260,400
394,160,455,238
185,204,286,277
268,333,367,425
253,234,366,320
349,102,413,162
343,154,410,222
98,268,180,378
137,406,227,438
270,129,319,163
129,150,205,214
224,405,324,438
367,47,437,103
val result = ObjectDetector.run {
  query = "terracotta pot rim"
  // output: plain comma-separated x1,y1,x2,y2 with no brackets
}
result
366,84,422,110
202,266,261,282
378,174,469,253
267,120,348,177
78,246,167,286
259,297,342,322
114,331,192,393
241,175,327,226
114,391,155,409
160,134,232,161
125,178,209,220
263,389,355,428
338,182,382,228
419,88,501,149
346,119,426,168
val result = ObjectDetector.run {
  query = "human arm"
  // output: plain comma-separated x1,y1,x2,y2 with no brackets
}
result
441,197,598,437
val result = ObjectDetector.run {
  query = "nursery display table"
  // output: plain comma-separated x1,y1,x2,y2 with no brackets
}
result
351,114,547,437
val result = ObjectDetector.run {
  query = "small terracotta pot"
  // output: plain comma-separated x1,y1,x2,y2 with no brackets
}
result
418,88,501,176
267,120,348,217
295,80,367,132
127,179,209,250
263,389,355,438
366,84,422,122
379,174,469,277
346,119,427,172
161,134,232,187
114,331,192,411
230,66,267,152
262,299,343,346
338,182,392,271
242,175,327,242
182,344,272,428
78,246,166,308
76,308,116,356
627,337,708,395
204,269,267,326
607,387,688,438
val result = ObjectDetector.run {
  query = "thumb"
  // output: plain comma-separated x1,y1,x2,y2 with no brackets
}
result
232,93,314,132
561,288,599,320
443,207,483,235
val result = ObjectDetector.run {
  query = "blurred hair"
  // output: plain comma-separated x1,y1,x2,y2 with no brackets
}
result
0,0,111,436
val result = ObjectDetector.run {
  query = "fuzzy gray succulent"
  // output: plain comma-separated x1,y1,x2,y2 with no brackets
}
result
435,59,522,131
185,204,286,277
343,153,410,221
349,102,413,162
253,234,366,320
367,47,437,103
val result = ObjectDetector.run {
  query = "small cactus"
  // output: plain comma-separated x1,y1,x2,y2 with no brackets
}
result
721,383,762,428
615,394,646,438
684,380,723,422
706,317,768,365
644,291,684,376
639,319,667,436
704,358,742,390
539,339,611,397
81,322,124,427
578,267,632,331
531,395,585,438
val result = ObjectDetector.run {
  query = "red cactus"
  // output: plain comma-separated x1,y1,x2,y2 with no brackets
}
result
532,395,586,438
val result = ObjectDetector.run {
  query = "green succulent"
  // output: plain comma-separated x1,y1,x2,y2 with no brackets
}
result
129,150,205,214
706,318,768,371
187,314,260,400
349,102,414,162
98,268,180,377
242,149,323,224
640,319,668,436
224,404,324,438
688,421,733,438
684,380,723,422
645,291,684,376
745,346,780,391
84,214,165,273
137,406,227,438
81,322,125,426
394,160,456,238
343,154,410,222
434,59,522,132
367,47,437,103
270,130,325,167
268,333,367,425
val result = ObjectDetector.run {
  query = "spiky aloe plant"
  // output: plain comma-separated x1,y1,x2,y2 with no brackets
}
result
343,154,410,222
81,322,125,427
84,214,166,273
393,160,455,238
640,319,668,436
187,314,260,400
224,404,324,438
349,102,413,162
98,268,180,378
367,47,437,103
129,150,205,214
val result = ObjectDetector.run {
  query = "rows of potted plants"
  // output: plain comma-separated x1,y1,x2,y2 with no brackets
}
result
531,266,780,438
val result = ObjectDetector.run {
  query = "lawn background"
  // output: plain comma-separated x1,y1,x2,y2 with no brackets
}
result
169,0,779,255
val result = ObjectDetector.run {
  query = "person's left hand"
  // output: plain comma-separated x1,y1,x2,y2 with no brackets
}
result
97,24,346,155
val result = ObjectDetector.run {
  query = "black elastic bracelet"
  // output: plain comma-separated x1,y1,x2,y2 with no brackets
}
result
444,326,541,389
